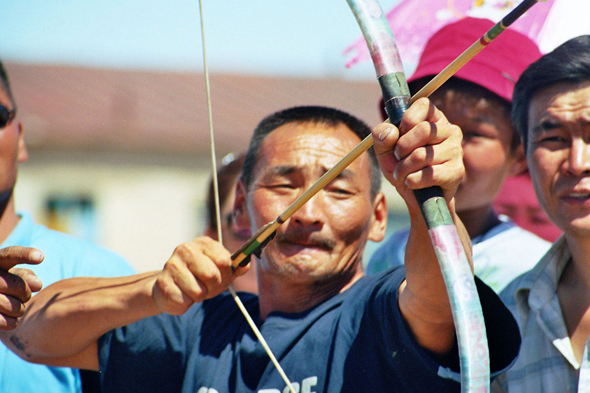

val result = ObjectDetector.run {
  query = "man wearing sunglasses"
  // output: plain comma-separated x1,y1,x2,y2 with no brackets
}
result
0,61,136,392
0,66,45,332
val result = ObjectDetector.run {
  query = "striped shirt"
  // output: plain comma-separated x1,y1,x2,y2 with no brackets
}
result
492,236,589,393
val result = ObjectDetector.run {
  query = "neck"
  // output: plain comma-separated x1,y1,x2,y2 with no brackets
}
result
0,195,20,244
257,265,364,319
458,205,500,239
563,235,590,288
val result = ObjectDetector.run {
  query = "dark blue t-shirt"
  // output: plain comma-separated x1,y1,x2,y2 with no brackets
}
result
97,267,519,392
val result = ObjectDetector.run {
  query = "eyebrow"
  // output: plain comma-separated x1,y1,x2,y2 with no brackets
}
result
530,118,563,134
264,165,296,178
330,169,356,182
262,165,357,181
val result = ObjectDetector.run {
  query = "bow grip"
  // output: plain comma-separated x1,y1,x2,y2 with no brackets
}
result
383,94,446,229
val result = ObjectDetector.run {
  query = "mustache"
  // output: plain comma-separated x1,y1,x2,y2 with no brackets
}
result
273,230,336,251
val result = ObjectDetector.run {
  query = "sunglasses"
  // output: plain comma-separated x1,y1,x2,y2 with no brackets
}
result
0,105,16,129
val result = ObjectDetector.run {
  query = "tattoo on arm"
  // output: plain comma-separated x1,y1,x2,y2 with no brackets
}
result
10,335,31,358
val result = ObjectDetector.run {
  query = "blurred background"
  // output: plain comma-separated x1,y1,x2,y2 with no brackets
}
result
2,0,584,272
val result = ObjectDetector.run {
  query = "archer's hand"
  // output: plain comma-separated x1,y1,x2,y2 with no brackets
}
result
152,237,249,315
0,246,44,330
372,97,464,214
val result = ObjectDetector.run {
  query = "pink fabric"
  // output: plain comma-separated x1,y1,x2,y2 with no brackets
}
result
406,17,541,102
494,172,562,242
343,0,556,69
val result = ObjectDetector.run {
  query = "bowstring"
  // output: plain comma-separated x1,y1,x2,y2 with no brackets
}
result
197,2,296,392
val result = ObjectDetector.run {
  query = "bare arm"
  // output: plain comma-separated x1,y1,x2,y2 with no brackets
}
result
0,237,249,370
371,97,471,355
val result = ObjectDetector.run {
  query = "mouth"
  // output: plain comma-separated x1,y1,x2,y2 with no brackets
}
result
274,233,335,252
560,190,590,204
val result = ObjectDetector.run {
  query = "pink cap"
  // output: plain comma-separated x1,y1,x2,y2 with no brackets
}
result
408,17,541,103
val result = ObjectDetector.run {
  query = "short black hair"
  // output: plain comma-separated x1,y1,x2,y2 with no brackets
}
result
512,35,590,151
241,106,381,198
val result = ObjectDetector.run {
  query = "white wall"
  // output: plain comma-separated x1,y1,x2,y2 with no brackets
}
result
14,150,211,273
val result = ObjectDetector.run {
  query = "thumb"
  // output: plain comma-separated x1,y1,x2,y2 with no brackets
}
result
0,246,44,271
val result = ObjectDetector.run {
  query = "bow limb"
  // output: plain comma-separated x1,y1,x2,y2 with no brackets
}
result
345,1,490,392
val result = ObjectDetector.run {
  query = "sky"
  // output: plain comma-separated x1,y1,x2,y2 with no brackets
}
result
0,0,401,80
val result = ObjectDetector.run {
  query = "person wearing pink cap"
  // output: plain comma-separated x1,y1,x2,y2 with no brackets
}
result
366,17,551,293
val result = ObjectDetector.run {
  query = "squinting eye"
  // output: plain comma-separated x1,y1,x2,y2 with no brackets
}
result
538,135,567,144
463,132,483,139
328,187,353,196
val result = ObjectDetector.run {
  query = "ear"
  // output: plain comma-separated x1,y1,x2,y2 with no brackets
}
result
368,191,388,242
508,144,527,177
233,179,250,230
16,122,28,163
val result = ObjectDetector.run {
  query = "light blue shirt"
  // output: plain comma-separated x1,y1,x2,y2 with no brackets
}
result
0,211,135,393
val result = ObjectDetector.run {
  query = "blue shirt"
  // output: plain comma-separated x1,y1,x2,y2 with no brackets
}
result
98,268,519,393
0,211,135,393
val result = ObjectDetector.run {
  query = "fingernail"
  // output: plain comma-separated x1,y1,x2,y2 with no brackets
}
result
30,251,44,262
29,275,43,289
378,127,393,141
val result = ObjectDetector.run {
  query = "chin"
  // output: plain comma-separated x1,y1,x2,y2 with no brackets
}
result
560,218,590,238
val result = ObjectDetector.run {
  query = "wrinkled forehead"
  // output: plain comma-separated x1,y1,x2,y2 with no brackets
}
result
529,81,590,122
261,122,360,158
254,121,369,177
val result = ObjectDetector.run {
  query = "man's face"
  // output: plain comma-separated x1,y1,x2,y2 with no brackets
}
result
526,82,590,237
239,121,385,284
0,88,26,206
431,89,523,212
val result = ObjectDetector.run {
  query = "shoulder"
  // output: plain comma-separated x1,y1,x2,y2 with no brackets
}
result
479,217,550,249
499,237,567,317
474,222,551,268
472,223,552,292
501,225,552,247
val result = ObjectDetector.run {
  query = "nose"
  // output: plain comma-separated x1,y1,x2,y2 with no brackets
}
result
290,193,324,228
566,138,590,176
